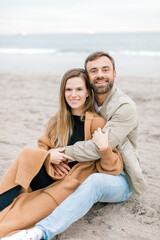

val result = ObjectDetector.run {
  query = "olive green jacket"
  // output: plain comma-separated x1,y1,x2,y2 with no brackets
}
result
65,86,148,197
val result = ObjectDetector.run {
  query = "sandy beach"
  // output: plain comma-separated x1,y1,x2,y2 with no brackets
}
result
0,71,160,240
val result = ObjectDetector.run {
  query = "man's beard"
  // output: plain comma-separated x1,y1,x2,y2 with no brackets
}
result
90,77,114,94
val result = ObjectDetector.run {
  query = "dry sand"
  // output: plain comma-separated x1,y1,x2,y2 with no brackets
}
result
0,72,160,240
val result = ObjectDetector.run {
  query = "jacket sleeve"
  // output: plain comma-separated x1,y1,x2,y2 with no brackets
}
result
102,102,138,149
95,146,123,175
65,102,137,162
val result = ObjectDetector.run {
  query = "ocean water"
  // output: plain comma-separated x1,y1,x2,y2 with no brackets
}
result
0,33,160,77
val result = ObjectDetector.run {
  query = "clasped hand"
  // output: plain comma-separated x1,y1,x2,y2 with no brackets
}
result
49,147,74,176
92,127,110,150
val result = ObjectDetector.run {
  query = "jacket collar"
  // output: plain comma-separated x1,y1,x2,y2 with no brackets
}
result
84,111,94,140
99,85,116,116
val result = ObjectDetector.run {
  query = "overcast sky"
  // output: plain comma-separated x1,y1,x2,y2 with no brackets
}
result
0,0,160,34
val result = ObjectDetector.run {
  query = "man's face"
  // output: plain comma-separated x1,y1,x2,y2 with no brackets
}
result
86,56,116,95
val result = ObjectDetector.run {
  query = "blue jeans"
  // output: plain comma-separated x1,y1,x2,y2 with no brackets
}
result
36,173,132,240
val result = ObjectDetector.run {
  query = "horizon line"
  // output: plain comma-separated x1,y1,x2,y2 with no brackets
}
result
0,30,160,36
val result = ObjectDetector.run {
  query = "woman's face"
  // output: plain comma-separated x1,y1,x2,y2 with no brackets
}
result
65,77,89,115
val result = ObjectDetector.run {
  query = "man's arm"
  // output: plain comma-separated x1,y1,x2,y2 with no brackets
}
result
103,102,138,148
65,102,138,162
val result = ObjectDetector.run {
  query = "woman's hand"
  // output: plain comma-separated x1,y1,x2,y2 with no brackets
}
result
53,161,71,176
92,128,110,150
49,147,74,164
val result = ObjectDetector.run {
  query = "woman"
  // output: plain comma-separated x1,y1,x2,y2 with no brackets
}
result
0,68,123,238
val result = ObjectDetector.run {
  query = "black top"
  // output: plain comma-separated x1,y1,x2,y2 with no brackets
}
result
67,115,85,146
67,115,85,168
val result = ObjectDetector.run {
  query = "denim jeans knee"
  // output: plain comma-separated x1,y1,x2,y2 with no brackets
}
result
83,173,106,186
82,173,131,203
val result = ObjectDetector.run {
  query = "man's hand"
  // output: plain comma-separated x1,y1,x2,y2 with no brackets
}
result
49,147,74,164
92,128,110,150
53,161,71,176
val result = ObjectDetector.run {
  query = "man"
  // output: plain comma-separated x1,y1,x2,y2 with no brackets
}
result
3,51,148,240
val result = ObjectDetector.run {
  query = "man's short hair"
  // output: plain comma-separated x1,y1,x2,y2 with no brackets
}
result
84,51,115,71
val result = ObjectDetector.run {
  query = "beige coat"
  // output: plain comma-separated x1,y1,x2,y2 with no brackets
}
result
0,112,123,237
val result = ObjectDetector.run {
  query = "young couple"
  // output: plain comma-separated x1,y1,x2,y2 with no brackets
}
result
0,51,147,240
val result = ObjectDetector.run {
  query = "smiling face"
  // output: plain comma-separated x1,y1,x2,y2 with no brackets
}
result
86,56,116,95
65,77,89,115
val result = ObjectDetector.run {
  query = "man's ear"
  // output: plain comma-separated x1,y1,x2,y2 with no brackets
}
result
114,70,116,80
